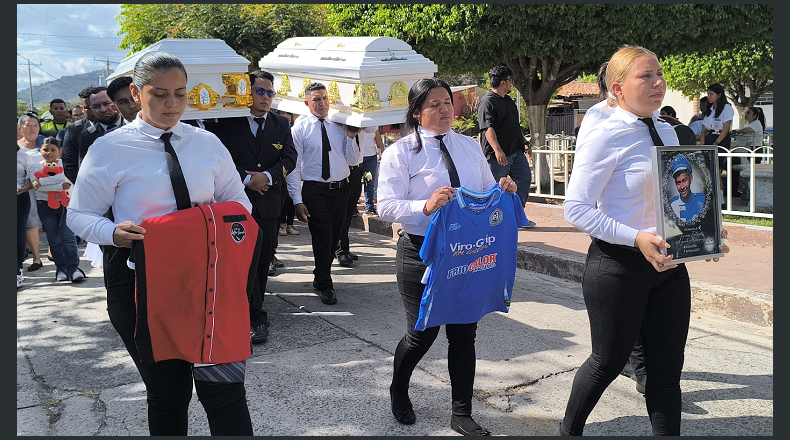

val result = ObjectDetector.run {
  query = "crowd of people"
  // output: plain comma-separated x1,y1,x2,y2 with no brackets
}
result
16,43,736,436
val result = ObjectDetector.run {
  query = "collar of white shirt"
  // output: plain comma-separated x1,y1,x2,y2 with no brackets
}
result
131,116,185,141
417,126,452,138
247,112,267,122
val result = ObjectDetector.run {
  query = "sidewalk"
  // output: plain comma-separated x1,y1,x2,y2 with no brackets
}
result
353,201,774,328
17,224,772,436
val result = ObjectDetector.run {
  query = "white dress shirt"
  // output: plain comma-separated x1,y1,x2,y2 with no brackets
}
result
67,117,251,246
286,114,356,204
348,129,365,166
564,106,678,247
577,100,614,143
378,127,497,236
744,119,764,148
702,103,734,133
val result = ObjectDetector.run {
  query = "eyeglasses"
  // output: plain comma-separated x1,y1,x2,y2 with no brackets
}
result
254,87,276,98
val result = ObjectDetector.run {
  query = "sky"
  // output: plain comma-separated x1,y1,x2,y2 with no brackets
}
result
17,4,128,92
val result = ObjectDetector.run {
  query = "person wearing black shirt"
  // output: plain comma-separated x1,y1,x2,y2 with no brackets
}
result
478,65,535,228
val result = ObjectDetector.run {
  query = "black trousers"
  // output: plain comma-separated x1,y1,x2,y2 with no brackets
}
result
302,181,350,290
339,165,363,253
250,211,278,327
391,232,478,416
559,239,690,436
104,246,253,435
278,191,296,226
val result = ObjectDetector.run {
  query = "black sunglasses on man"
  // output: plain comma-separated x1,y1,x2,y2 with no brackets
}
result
254,87,276,98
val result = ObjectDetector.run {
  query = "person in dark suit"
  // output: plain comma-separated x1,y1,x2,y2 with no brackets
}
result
205,70,297,344
62,86,99,183
78,87,123,168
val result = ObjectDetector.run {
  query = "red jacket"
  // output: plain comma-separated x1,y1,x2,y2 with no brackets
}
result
132,201,261,365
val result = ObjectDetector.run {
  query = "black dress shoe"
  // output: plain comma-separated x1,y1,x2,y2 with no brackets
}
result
390,385,416,425
337,252,353,267
347,251,359,260
268,261,276,276
450,415,491,436
318,288,337,305
250,323,269,344
273,256,284,268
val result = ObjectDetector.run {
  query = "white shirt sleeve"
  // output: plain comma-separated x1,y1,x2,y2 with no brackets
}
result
287,123,305,205
563,126,640,247
66,147,119,246
377,143,431,226
210,137,253,213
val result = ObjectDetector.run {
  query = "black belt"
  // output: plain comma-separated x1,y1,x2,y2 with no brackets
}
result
305,178,349,190
349,165,360,170
593,238,639,252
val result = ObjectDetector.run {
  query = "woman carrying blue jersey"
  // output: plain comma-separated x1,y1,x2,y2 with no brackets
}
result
557,45,729,436
378,78,517,436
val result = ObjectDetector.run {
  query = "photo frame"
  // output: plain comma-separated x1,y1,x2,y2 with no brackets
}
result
652,145,724,265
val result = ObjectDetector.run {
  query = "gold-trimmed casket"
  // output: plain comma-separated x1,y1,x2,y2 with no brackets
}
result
106,38,254,121
259,36,438,128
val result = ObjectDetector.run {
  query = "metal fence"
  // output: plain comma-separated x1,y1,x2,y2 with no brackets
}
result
527,132,774,219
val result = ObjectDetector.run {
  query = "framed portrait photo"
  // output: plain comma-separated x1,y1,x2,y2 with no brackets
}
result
652,145,724,265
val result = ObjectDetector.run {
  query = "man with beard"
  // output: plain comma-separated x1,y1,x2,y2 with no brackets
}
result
78,87,124,164
61,86,98,182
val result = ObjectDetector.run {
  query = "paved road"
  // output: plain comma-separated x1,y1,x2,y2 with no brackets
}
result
17,225,773,435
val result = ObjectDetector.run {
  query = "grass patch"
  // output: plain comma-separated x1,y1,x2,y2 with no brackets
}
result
723,207,773,227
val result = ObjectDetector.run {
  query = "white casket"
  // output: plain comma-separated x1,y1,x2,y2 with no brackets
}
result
259,36,438,127
106,38,254,121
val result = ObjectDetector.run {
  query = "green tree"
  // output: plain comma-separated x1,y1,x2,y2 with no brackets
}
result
329,4,772,187
117,4,331,69
662,41,773,126
17,100,30,117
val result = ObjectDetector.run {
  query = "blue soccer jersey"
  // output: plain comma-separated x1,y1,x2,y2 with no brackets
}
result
415,184,529,331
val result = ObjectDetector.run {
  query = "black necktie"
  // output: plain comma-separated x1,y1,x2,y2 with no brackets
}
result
254,117,265,144
355,134,360,151
435,134,460,187
638,117,664,146
160,132,191,210
319,119,331,181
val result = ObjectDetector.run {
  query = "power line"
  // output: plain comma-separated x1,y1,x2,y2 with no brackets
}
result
17,53,81,93
17,32,123,41
21,4,122,37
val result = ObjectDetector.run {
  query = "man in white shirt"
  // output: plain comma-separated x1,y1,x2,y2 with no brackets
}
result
286,82,359,305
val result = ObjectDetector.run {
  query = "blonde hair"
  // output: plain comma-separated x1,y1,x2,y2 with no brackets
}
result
605,45,658,108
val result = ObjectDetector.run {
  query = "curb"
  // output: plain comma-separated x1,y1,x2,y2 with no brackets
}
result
350,213,772,328
522,201,773,247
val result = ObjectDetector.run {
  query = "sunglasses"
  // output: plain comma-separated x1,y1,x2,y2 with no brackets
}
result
254,87,276,98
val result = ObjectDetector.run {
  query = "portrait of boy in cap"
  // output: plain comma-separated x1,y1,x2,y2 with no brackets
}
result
669,154,706,222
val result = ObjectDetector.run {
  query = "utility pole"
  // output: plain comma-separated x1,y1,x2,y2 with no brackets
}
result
18,54,42,111
94,57,119,79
